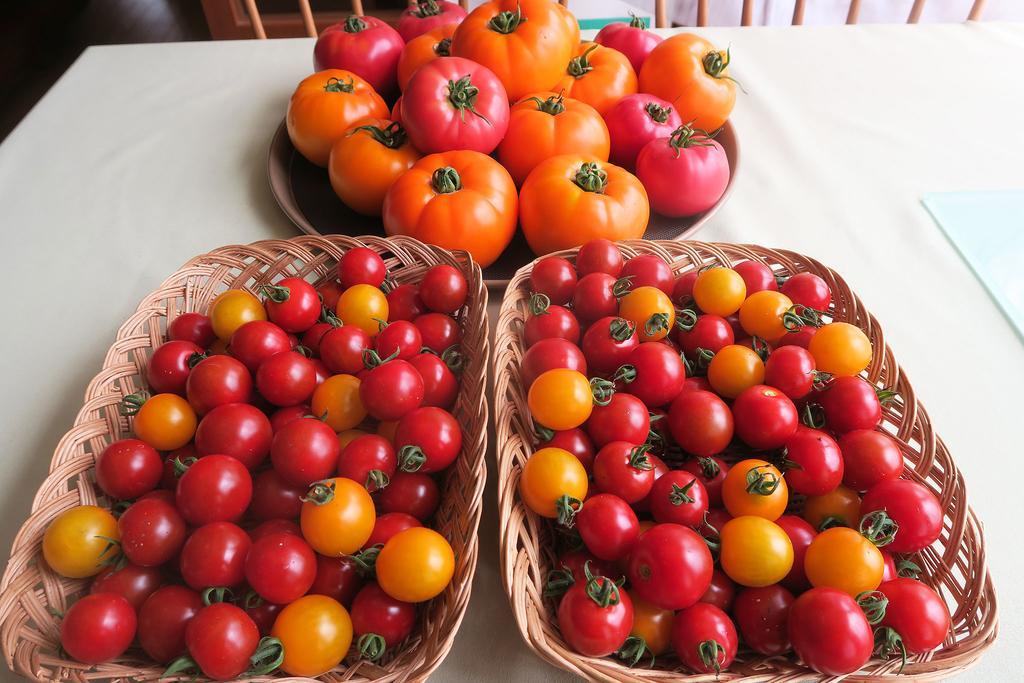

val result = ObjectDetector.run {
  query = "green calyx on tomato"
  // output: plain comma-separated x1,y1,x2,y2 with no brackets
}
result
163,636,284,678
696,456,720,478
609,317,635,342
201,586,234,606
744,464,781,496
488,6,527,34
533,420,555,443
855,589,889,625
874,626,909,672
529,292,552,315
801,402,826,429
431,166,463,194
702,47,732,79
669,479,697,505
172,456,197,477
644,101,672,124
859,509,900,547
667,123,717,158
301,480,336,505
675,307,698,331
645,312,671,337
323,76,355,93
589,376,616,406
782,304,824,331
398,444,427,472
366,468,390,490
441,345,464,373
574,162,608,193
525,92,567,116
119,390,149,416
566,44,600,79
556,493,583,527
412,0,442,18
358,633,388,662
362,347,399,369
352,122,408,150
544,564,576,597
613,275,634,298
261,284,292,304
628,444,654,471
446,76,491,124
617,635,655,668
628,13,647,29
344,15,368,33
583,562,622,607
435,37,452,56
613,363,637,384
896,559,922,579
349,544,382,576
697,639,726,675
186,351,207,368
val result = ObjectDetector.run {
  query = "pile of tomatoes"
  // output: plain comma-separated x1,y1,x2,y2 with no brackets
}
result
517,240,951,675
43,248,471,679
287,0,735,267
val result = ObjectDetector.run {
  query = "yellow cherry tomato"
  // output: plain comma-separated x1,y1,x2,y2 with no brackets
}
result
692,267,746,316
719,516,794,587
527,368,594,430
376,527,455,603
300,477,376,556
803,485,862,531
312,374,367,432
336,284,389,336
209,289,266,340
629,598,675,656
618,286,675,342
809,322,872,377
377,421,398,443
338,428,369,450
738,290,794,343
519,447,589,520
804,527,883,596
722,459,788,520
43,506,120,578
272,595,352,677
707,344,765,399
133,393,197,451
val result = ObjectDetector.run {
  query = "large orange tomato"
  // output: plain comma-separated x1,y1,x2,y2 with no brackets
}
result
555,42,638,116
286,70,389,166
519,155,649,255
639,34,736,131
382,150,517,267
328,118,421,216
497,92,610,187
451,0,578,102
397,24,457,91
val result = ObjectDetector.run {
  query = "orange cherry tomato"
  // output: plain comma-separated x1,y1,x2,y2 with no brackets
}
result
527,369,594,431
809,322,873,377
287,69,389,166
451,0,578,102
300,477,375,556
397,24,457,91
555,42,638,116
336,283,389,336
739,291,794,344
692,267,746,316
383,150,517,268
376,527,455,602
618,286,675,342
272,595,352,677
519,155,649,256
43,506,120,579
707,344,765,399
328,118,422,216
133,393,197,451
804,527,884,596
311,374,367,432
719,516,794,587
722,459,788,521
497,92,610,187
629,598,675,657
519,447,589,520
209,289,266,340
803,485,862,531
639,34,736,131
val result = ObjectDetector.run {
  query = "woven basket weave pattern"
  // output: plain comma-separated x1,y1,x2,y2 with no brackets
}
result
0,235,488,682
493,240,996,682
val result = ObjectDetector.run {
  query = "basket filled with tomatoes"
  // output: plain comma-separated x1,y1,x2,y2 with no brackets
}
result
0,235,488,681
493,239,996,680
270,0,739,282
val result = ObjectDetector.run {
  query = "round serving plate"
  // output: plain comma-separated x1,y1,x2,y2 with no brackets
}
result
268,119,740,286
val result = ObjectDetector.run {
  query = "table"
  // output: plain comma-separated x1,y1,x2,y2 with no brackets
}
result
0,20,1022,682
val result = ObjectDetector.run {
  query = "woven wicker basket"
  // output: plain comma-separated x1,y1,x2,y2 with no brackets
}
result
493,240,997,682
0,235,488,682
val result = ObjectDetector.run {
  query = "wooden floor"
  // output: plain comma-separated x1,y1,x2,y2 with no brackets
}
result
0,0,209,142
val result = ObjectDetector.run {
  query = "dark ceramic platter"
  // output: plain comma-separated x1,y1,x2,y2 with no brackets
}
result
268,120,740,285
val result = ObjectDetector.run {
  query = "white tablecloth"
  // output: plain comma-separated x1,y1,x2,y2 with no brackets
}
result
0,21,1022,682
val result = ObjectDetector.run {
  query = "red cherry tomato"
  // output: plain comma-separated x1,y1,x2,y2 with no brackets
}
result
789,587,873,675
781,272,831,311
414,312,461,353
776,324,817,349
577,493,639,561
249,519,302,543
250,469,304,522
603,93,680,169
667,390,733,457
175,455,252,525
317,280,344,310
676,314,734,357
374,320,423,361
361,359,425,421
732,384,799,450
764,345,816,400
263,277,320,333
541,428,597,472
635,453,670,514
180,521,251,590
628,523,713,610
195,403,273,469
649,470,708,527
699,568,736,612
680,456,728,508
520,337,587,388
839,429,904,491
365,512,422,549
339,247,387,289
244,598,282,637
338,434,397,491
419,264,468,313
394,407,461,473
184,602,261,681
245,532,317,604
148,340,203,395
621,255,674,296
95,438,163,500
320,325,373,375
351,582,417,657
91,562,163,610
619,342,686,407
386,283,426,322
118,497,187,567
733,585,794,656
531,257,580,306
557,574,634,657
301,322,333,356
269,404,309,433
576,239,623,278
138,585,203,663
732,260,778,294
671,602,737,674
582,316,639,376
310,555,364,608
782,426,844,496
817,376,882,433
186,355,252,415
672,271,698,306
593,442,656,504
552,549,621,590
256,351,317,407
271,417,341,487
861,479,943,553
586,393,650,449
524,301,580,348
375,471,439,521
61,593,136,664
572,273,622,325
776,515,817,593
408,352,458,408
877,578,950,655
168,312,215,348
